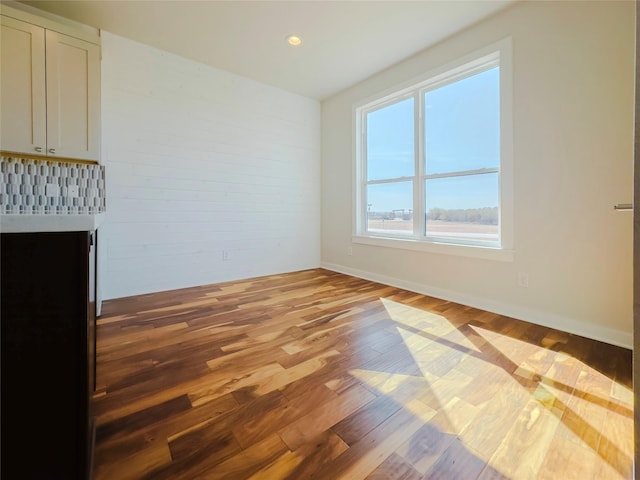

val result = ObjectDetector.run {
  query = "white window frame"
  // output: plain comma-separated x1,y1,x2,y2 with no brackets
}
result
353,38,513,262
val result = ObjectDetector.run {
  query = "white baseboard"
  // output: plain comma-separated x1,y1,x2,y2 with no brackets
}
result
321,262,632,350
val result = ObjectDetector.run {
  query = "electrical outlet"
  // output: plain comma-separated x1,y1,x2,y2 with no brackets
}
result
347,246,353,256
517,272,529,288
68,185,79,197
222,250,229,261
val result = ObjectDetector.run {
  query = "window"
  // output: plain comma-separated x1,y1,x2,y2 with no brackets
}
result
354,41,512,259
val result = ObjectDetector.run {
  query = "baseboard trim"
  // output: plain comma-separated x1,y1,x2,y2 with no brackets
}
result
321,262,632,350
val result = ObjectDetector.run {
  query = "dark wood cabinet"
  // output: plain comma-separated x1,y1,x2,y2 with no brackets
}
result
1,231,96,480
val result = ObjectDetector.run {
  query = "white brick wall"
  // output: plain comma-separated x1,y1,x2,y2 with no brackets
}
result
100,32,320,299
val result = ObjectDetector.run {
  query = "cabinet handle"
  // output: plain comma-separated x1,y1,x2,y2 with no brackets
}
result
35,147,43,153
48,148,56,154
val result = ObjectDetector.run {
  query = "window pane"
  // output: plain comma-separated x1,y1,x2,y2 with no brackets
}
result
425,67,499,174
367,181,413,235
366,97,414,181
425,173,499,243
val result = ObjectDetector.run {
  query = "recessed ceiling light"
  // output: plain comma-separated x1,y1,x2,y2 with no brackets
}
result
286,34,303,46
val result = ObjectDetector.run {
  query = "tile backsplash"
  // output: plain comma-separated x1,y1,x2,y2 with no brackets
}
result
1,155,105,215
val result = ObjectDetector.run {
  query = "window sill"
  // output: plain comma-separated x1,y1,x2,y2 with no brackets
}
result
352,234,514,262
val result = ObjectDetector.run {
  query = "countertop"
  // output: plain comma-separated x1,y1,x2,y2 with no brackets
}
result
0,213,105,233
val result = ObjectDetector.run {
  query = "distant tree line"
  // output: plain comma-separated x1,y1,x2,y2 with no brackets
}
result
368,211,409,220
427,207,498,225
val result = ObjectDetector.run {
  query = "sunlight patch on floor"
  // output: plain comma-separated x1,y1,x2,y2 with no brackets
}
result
352,300,636,479
469,324,633,478
380,297,482,352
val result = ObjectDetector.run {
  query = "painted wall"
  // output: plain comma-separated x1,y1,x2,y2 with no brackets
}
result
321,1,634,348
100,32,320,299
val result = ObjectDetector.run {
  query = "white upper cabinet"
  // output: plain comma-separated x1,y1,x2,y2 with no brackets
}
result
45,30,100,161
0,16,47,156
0,10,100,162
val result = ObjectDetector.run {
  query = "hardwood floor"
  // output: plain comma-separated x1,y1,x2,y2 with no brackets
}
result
93,268,633,479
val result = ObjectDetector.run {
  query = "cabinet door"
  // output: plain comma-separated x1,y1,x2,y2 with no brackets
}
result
46,30,100,161
1,231,94,480
0,15,46,155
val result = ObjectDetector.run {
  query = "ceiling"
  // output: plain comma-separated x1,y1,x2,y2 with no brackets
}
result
21,0,516,100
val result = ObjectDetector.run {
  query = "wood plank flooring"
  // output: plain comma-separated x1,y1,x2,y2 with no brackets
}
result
93,268,633,479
